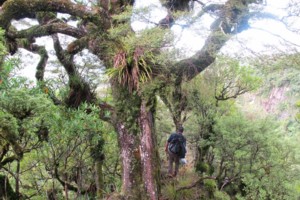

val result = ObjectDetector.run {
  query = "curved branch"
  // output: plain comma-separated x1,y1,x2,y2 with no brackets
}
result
52,34,94,107
174,31,230,80
8,23,86,39
0,155,18,168
67,37,89,55
19,42,48,81
0,0,104,29
172,0,254,81
52,34,76,76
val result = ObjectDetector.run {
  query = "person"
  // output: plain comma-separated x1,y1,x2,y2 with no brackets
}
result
165,126,186,177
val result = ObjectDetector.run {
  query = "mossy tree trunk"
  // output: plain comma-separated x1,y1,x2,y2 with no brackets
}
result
111,85,145,198
112,84,161,199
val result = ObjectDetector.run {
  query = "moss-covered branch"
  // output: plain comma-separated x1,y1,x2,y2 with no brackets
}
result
8,23,85,39
52,34,94,107
0,0,105,29
169,0,255,81
18,42,48,81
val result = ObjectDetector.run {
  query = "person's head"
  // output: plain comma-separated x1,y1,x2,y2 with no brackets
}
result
178,126,184,134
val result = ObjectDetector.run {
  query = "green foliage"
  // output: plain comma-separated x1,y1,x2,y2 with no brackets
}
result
195,162,209,174
214,190,231,200
296,100,300,121
204,179,217,196
0,109,18,139
184,53,300,199
107,14,173,92
0,88,55,118
0,28,7,58
163,178,195,200
0,88,57,147
209,56,262,100
0,76,119,198
213,112,300,199
0,57,32,90
17,103,109,198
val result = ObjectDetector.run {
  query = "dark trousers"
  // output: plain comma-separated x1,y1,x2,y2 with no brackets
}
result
168,150,180,175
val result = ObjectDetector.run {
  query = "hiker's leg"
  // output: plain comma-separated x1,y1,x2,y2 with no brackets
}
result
168,153,174,175
174,156,180,176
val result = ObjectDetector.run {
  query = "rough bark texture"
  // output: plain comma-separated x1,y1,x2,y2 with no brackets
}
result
116,122,143,199
139,97,159,200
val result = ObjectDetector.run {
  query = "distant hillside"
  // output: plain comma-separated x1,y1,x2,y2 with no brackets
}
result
238,58,300,134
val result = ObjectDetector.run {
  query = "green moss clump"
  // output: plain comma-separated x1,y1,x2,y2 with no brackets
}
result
204,179,217,198
195,162,209,173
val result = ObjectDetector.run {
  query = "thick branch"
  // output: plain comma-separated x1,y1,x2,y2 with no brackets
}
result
172,0,254,81
8,23,85,39
18,42,48,81
0,155,18,168
174,31,230,80
52,34,94,107
67,37,89,55
0,0,104,29
52,34,76,76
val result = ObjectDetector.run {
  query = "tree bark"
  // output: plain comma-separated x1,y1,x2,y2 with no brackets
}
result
116,122,144,199
139,97,160,200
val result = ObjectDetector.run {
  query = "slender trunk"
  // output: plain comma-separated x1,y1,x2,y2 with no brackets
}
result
64,173,69,200
95,161,104,199
139,98,160,200
15,160,20,200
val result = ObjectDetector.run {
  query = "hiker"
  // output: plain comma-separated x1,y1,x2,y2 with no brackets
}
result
165,126,186,177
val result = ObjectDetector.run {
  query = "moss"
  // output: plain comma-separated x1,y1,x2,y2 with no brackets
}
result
195,162,209,173
214,190,231,200
113,85,141,133
204,179,217,198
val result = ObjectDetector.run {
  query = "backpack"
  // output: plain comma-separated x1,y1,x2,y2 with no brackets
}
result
168,134,186,158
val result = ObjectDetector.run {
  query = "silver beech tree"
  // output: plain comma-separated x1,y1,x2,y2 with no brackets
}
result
0,0,265,199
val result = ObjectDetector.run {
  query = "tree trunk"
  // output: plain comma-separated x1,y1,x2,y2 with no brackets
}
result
116,122,144,199
112,83,160,199
15,160,20,200
0,175,18,200
138,97,160,200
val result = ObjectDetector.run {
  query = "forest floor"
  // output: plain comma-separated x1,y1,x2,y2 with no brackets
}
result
159,144,204,200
